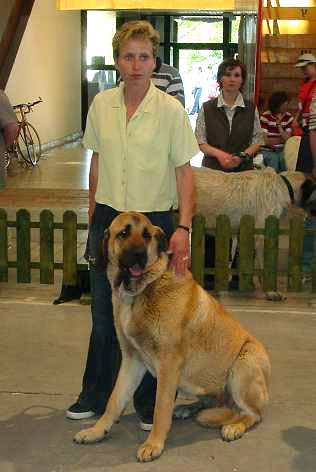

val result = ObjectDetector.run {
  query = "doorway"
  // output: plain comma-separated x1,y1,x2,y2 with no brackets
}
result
81,11,240,127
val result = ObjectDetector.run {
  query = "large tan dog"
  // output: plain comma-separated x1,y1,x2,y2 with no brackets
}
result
74,212,271,462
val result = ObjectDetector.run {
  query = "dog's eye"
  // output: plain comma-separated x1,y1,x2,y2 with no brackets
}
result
117,225,131,239
142,228,151,241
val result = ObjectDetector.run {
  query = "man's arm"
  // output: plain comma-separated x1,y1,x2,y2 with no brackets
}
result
3,122,19,146
89,152,98,224
0,91,19,145
310,130,316,172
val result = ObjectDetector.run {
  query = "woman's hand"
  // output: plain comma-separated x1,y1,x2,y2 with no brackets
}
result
217,151,241,169
168,227,191,277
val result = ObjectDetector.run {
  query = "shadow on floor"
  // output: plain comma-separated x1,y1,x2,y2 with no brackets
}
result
282,426,316,472
0,405,217,471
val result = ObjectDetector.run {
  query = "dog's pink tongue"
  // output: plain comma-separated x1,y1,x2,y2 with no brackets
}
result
129,265,143,277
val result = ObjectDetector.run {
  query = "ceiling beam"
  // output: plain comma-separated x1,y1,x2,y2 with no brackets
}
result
0,0,35,89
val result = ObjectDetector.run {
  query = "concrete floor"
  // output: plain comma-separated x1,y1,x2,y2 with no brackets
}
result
0,283,315,472
0,142,316,471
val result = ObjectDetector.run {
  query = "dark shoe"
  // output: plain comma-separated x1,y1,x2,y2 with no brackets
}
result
229,275,239,290
139,414,153,431
137,408,154,431
204,274,215,291
66,401,96,420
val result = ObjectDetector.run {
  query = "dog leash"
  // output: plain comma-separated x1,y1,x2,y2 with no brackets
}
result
280,175,295,203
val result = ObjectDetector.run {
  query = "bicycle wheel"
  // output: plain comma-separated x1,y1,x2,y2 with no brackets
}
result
4,150,11,168
4,145,19,169
17,122,42,166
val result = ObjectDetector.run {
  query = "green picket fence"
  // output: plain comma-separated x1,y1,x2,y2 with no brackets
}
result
0,208,87,286
0,208,316,293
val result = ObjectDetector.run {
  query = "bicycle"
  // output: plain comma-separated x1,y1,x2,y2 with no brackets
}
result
5,97,43,168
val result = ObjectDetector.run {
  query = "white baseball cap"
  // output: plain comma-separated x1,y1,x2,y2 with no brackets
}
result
294,53,316,68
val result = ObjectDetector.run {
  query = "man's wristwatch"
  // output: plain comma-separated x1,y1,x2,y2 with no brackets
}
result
177,224,192,234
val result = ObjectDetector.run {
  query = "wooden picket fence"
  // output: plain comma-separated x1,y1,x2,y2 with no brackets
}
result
1,208,316,293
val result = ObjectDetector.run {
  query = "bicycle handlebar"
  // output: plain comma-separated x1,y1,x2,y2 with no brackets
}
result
13,97,43,111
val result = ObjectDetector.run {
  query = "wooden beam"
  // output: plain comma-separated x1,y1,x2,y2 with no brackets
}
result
57,0,235,10
263,7,316,21
0,0,35,89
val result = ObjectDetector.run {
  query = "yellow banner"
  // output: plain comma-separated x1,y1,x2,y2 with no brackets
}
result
57,0,236,11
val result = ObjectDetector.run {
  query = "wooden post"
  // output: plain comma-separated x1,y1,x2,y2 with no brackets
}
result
0,208,8,282
215,215,231,291
239,215,255,292
263,215,279,293
191,213,205,287
16,209,31,283
288,215,304,292
63,210,77,286
40,209,54,284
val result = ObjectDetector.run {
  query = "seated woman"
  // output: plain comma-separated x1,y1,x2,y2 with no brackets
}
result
195,58,264,289
260,91,293,172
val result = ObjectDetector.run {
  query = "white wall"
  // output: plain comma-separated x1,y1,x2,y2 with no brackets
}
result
5,0,81,145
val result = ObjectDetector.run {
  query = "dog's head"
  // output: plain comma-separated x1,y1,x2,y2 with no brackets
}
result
280,172,316,211
299,178,316,215
105,212,169,295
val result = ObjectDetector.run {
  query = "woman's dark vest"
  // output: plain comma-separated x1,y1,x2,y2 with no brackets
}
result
202,97,256,171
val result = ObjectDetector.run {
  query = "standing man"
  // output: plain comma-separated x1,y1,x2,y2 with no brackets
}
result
0,91,19,190
190,66,203,115
152,57,185,107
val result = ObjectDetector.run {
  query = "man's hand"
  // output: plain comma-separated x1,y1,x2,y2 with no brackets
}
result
168,227,190,277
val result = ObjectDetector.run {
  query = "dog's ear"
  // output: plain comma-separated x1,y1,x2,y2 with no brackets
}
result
300,179,316,208
95,228,110,271
155,227,168,254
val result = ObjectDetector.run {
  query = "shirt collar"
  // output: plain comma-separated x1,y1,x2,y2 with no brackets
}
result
115,80,156,114
217,91,245,109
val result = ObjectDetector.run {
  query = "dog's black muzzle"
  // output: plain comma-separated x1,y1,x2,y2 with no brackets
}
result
118,245,148,287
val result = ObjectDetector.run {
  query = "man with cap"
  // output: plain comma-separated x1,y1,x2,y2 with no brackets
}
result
293,53,316,175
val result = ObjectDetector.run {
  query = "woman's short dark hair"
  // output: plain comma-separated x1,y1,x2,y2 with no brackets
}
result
268,91,289,114
216,58,247,91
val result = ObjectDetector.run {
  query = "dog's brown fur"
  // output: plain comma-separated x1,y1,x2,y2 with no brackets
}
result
74,212,271,462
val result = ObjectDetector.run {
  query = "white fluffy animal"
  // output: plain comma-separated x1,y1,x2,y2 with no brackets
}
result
192,166,310,300
193,166,306,230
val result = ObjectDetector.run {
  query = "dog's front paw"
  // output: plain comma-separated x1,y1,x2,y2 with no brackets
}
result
221,423,246,442
137,440,164,462
265,291,286,302
74,427,108,444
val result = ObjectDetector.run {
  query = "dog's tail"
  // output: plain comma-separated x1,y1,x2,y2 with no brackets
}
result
196,406,261,441
196,407,240,428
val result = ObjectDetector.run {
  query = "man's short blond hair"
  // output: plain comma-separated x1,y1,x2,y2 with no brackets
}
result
112,20,160,61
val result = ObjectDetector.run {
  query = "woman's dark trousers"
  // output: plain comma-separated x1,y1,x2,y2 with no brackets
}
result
78,203,174,417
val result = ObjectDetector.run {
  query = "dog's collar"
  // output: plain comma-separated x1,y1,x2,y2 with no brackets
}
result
280,175,295,203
